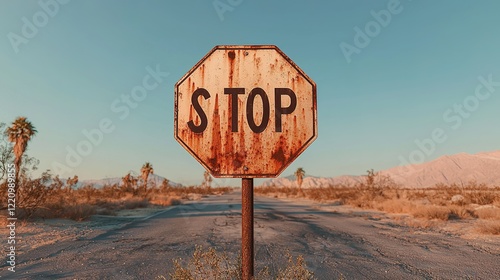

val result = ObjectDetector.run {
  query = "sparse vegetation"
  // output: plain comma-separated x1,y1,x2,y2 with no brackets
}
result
256,170,500,235
0,117,233,222
294,168,305,190
141,162,154,194
168,245,315,280
0,119,233,222
476,220,500,235
0,173,234,221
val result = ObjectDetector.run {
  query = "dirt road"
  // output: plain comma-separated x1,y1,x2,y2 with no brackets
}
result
2,190,499,279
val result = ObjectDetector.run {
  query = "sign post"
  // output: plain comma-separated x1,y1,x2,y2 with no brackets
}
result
174,45,317,279
241,178,254,278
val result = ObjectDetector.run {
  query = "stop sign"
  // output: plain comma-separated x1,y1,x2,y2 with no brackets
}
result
174,45,317,178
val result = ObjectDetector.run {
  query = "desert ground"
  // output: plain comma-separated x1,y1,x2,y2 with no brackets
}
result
1,189,499,279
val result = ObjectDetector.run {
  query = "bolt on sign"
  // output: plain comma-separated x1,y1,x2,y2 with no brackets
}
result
174,45,317,177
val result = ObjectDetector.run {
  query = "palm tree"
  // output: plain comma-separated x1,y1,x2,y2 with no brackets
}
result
6,117,37,189
294,167,305,190
141,162,154,192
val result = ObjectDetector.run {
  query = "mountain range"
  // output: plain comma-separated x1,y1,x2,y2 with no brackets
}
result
72,172,181,189
261,150,500,188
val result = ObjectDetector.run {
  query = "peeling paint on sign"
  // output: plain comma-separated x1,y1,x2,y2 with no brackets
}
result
174,45,317,178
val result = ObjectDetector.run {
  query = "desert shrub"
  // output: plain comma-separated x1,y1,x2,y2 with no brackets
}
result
122,197,149,209
374,199,415,214
411,205,453,221
476,221,500,235
448,206,476,219
57,204,97,221
32,201,97,221
467,191,497,205
150,195,182,207
9,171,55,219
450,194,466,206
168,246,315,280
169,245,240,280
475,207,500,220
100,184,124,199
275,253,315,280
79,184,99,203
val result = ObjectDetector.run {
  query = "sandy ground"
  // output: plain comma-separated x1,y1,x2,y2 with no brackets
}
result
0,206,169,256
0,193,206,257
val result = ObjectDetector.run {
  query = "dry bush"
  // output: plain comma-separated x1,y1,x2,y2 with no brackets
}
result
466,191,497,205
169,245,241,280
428,183,499,206
31,202,97,221
122,197,149,209
448,206,476,219
100,184,125,199
275,253,315,280
474,207,500,220
494,193,500,207
373,199,415,214
476,220,500,235
258,177,498,218
168,246,315,280
412,205,453,221
257,184,393,210
56,204,97,221
94,199,121,210
150,194,182,207
9,172,55,219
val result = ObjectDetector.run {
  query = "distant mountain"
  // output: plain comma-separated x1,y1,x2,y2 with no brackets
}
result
75,172,182,189
381,151,500,188
260,174,362,188
261,150,500,188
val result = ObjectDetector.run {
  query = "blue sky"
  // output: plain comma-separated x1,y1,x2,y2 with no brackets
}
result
1,0,500,186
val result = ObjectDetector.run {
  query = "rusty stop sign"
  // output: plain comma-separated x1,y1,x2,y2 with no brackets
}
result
174,45,317,178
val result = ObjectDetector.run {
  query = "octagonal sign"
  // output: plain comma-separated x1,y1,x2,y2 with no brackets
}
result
174,45,317,178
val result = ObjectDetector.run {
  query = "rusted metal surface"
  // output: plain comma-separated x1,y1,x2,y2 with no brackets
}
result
174,45,317,178
241,178,254,279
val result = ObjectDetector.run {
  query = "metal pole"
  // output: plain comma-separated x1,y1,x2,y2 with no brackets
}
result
242,178,254,279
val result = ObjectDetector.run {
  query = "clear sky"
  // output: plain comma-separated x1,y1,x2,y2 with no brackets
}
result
1,0,500,186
